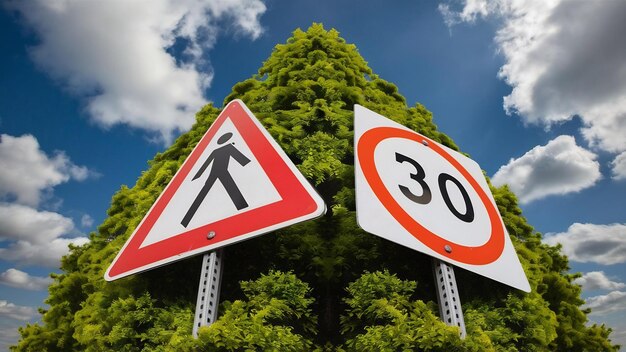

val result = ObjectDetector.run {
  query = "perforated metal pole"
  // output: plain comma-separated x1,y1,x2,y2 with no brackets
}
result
433,258,466,338
192,249,223,338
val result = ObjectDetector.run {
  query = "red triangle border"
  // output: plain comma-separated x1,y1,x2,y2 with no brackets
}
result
106,100,323,280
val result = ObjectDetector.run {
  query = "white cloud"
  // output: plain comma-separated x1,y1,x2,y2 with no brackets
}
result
80,214,94,228
0,269,52,291
6,0,266,143
609,326,626,350
0,324,21,352
574,271,625,291
0,134,93,207
0,203,74,244
0,203,89,268
0,302,41,352
440,0,626,154
544,223,626,265
0,301,37,321
438,0,492,26
584,291,626,316
0,238,89,268
491,135,600,204
611,152,626,180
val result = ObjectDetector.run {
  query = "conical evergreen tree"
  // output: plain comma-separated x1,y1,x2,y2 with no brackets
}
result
13,24,618,351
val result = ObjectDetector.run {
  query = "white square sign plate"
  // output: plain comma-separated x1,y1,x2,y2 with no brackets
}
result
355,105,530,292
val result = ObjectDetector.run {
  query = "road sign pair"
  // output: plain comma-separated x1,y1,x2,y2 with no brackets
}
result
106,100,529,292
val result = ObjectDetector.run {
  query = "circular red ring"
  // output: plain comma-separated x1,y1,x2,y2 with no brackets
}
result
358,127,504,265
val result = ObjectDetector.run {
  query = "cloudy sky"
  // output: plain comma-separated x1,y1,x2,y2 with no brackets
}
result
1,0,625,349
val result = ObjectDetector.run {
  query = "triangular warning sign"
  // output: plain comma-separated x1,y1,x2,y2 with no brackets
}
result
105,100,326,281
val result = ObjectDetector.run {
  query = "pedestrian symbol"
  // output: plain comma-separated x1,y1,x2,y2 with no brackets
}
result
105,100,326,281
182,132,251,227
137,118,283,247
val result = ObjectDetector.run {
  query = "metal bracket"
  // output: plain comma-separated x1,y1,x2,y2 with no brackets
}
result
192,249,224,338
433,258,466,338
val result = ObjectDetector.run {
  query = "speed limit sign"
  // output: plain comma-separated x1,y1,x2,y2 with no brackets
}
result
355,105,530,292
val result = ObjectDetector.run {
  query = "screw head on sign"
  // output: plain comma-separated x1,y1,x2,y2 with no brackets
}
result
207,231,216,240
422,140,429,146
444,245,452,253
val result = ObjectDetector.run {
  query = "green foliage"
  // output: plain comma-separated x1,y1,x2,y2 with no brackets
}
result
341,271,493,352
13,23,619,351
191,271,317,351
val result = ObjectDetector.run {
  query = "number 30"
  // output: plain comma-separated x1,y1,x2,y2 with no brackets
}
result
395,152,474,223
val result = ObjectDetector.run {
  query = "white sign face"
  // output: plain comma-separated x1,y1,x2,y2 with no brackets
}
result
105,100,326,281
141,118,282,247
354,105,530,292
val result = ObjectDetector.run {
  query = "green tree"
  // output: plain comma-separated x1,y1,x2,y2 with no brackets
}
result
13,24,619,351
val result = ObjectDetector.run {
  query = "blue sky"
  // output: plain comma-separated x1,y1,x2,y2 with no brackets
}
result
1,0,625,349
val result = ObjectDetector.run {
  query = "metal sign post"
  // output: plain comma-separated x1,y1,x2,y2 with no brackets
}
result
192,249,224,338
432,258,466,338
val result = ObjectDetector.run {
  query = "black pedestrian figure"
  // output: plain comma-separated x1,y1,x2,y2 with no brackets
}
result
181,132,251,227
